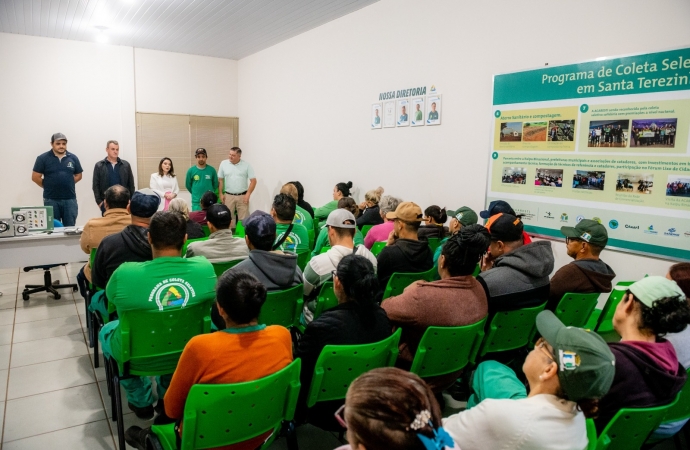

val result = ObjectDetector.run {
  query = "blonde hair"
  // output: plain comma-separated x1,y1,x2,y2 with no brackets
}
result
280,183,299,202
168,198,190,220
365,186,384,205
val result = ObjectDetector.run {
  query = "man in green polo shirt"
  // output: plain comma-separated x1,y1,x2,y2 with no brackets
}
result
428,102,439,121
99,211,216,419
415,104,423,121
271,193,310,253
185,148,218,211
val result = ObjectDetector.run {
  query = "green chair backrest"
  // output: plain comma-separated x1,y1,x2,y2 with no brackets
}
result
595,281,634,339
212,259,243,277
660,368,690,424
594,400,676,450
296,249,311,271
472,264,481,277
151,359,301,450
320,246,330,254
89,248,102,291
555,292,601,328
479,302,547,357
427,237,441,253
116,299,214,376
410,319,487,378
257,284,304,329
361,225,373,238
586,418,597,450
313,281,338,320
370,241,386,256
234,221,245,238
382,267,436,300
306,328,401,407
182,237,209,256
202,225,210,237
307,228,315,250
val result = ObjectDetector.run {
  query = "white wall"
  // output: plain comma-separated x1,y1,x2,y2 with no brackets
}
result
237,0,690,283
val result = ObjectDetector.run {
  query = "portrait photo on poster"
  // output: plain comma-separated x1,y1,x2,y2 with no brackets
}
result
371,103,382,129
426,94,442,125
411,97,426,127
397,98,410,127
383,100,396,128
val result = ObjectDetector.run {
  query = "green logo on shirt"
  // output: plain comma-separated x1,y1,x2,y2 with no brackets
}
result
193,175,200,181
149,278,195,310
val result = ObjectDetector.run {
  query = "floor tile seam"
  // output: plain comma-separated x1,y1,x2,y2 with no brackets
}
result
1,304,17,445
11,328,84,345
1,417,110,444
3,380,100,404
7,353,90,370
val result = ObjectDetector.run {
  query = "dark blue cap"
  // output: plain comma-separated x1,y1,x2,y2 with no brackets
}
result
244,210,276,243
130,188,161,218
479,200,515,219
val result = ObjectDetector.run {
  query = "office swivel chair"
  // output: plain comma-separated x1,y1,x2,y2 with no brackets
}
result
21,219,79,301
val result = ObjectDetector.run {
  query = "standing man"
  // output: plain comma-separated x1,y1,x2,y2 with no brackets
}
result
218,147,256,228
31,133,83,226
92,140,136,214
185,148,218,211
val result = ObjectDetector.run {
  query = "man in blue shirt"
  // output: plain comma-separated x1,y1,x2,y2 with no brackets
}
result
31,133,84,226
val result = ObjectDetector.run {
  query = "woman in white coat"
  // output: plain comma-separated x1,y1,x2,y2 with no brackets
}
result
150,157,179,211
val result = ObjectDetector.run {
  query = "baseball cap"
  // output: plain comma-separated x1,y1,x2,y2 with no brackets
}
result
51,132,67,143
560,219,608,247
536,310,616,401
244,210,276,243
479,200,515,219
386,202,424,222
130,188,161,218
629,276,686,308
326,209,356,229
485,213,523,242
448,206,478,227
195,148,207,156
206,204,232,229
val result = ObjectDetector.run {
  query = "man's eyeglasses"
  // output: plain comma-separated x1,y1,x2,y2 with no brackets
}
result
535,337,556,363
565,237,584,245
334,404,347,429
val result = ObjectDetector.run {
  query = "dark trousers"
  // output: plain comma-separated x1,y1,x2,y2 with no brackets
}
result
76,266,89,300
44,198,78,226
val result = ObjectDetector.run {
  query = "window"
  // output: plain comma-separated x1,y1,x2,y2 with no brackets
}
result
135,113,239,190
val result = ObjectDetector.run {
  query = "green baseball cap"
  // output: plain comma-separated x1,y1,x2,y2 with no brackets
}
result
447,206,478,227
560,219,608,247
536,311,615,401
629,276,686,308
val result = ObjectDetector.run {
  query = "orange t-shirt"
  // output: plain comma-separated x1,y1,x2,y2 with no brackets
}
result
164,325,293,450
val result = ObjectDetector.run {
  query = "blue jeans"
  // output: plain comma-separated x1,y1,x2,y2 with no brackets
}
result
44,198,78,226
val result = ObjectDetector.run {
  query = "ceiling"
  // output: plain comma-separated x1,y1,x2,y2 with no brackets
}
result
0,0,378,59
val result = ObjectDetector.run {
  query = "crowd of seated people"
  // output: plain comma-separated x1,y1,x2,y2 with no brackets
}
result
75,181,690,450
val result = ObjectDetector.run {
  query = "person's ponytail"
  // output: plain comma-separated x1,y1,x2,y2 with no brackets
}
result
335,254,379,308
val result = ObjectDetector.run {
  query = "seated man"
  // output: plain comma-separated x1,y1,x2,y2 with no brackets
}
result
548,219,616,311
302,209,377,323
77,185,131,299
478,213,554,314
280,182,313,231
443,311,615,450
433,206,478,266
376,202,433,289
271,193,310,253
382,225,490,392
189,190,216,226
125,270,293,450
479,200,532,244
185,204,249,263
99,211,216,420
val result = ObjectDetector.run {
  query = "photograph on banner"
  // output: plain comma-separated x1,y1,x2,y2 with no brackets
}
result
411,97,425,126
494,106,578,150
586,120,629,148
502,167,527,184
548,120,575,141
426,95,442,125
667,175,690,197
631,119,677,148
573,170,605,190
616,173,654,195
371,103,382,129
383,100,396,128
396,99,410,127
534,168,563,187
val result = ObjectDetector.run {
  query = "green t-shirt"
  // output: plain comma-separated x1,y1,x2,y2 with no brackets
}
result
314,200,338,226
311,225,364,257
428,110,439,121
185,165,218,211
415,110,423,121
294,205,314,231
274,222,310,253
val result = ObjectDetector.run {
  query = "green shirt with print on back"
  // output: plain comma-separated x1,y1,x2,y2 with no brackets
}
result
274,222,310,253
185,165,219,211
294,205,314,231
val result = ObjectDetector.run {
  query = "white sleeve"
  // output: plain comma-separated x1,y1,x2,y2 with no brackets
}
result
171,176,180,195
442,400,497,450
149,174,165,198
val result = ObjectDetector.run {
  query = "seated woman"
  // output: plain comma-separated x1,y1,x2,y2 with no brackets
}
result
356,187,385,229
295,254,391,429
443,310,615,450
189,190,217,225
432,207,478,267
288,180,314,219
417,205,449,240
168,198,205,239
125,270,293,450
363,195,401,249
314,181,353,227
312,198,365,256
596,275,689,433
335,367,457,450
382,225,489,393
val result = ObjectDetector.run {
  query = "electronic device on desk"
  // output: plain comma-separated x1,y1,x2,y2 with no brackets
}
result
11,206,54,233
63,228,82,235
0,218,13,238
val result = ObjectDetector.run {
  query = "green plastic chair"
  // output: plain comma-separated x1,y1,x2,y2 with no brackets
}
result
86,249,99,343
313,281,339,320
370,241,386,256
257,284,304,329
427,237,441,253
555,292,601,328
202,225,210,237
306,328,401,408
150,359,301,450
234,221,245,238
586,418,597,450
472,264,481,277
592,399,678,450
181,237,209,256
650,368,690,444
319,245,331,254
478,302,547,358
381,266,436,300
212,259,243,277
594,281,634,342
106,299,214,450
296,249,311,271
410,319,487,378
360,225,373,238
308,228,315,250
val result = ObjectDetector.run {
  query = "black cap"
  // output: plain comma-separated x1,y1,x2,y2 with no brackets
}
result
206,204,232,229
244,210,276,243
195,148,207,156
480,200,515,219
485,213,523,242
130,189,161,218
